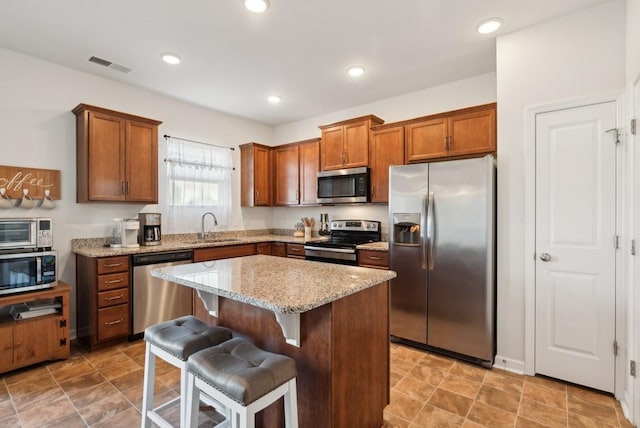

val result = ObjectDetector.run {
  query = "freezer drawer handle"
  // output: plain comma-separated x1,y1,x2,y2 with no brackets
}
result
105,318,124,326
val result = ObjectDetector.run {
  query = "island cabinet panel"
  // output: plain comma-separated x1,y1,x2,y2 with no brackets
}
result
77,255,131,351
193,244,257,262
0,283,70,374
73,104,161,203
405,103,496,163
213,281,390,428
240,142,272,207
369,125,405,203
319,115,384,171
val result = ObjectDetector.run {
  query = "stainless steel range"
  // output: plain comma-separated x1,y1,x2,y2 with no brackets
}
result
304,220,381,265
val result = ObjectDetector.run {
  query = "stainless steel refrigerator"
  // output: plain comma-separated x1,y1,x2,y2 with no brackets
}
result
388,155,496,366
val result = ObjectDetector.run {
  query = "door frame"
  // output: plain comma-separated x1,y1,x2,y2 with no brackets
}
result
523,91,626,399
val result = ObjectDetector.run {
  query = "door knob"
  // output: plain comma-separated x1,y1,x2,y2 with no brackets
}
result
539,253,551,262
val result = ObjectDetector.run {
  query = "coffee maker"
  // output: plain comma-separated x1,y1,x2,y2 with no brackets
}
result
139,213,162,246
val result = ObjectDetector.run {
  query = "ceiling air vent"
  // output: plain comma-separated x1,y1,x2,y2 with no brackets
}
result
88,56,132,73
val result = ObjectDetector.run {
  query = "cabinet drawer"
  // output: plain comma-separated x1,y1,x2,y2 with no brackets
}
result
286,243,305,258
358,250,388,269
97,288,129,309
193,244,257,262
97,272,129,291
97,304,129,341
97,256,129,275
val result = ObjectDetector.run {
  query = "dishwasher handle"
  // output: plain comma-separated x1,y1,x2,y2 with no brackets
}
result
132,250,193,266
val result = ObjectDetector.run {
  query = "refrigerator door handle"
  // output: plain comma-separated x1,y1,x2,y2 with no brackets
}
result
420,193,427,269
426,192,435,271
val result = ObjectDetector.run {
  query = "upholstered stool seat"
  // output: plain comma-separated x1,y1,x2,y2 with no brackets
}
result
185,337,298,428
141,315,232,428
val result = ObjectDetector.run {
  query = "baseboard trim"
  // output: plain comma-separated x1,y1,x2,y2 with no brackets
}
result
493,355,525,375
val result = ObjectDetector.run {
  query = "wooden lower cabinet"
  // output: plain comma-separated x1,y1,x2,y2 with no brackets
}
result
77,255,131,350
272,242,287,257
0,283,70,374
358,250,389,269
256,242,272,255
286,243,305,259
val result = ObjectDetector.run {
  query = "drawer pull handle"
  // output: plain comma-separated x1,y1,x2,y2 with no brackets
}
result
103,263,123,268
367,256,382,260
104,295,123,301
105,318,124,326
103,279,123,284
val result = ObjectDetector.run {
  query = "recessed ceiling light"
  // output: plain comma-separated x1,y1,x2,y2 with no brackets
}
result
267,95,281,104
346,65,366,77
161,52,181,65
244,0,269,13
477,18,503,34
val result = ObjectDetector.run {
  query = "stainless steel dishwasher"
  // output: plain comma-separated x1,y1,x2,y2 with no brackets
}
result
131,250,193,339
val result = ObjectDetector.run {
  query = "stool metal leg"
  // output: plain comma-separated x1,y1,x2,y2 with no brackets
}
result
283,378,299,428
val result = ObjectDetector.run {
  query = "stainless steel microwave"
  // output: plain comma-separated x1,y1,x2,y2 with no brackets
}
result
0,250,57,296
317,167,370,204
0,218,53,251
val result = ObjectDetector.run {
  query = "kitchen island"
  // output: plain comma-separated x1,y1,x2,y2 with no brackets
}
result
151,255,396,428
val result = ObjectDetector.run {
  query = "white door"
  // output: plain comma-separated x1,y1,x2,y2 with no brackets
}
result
535,101,617,393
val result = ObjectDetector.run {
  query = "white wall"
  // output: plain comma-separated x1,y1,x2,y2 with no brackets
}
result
272,72,497,235
0,48,273,333
495,0,625,369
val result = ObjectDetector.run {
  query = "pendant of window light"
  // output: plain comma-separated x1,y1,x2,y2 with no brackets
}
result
244,0,269,13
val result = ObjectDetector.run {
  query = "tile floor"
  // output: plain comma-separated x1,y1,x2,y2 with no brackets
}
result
0,339,633,427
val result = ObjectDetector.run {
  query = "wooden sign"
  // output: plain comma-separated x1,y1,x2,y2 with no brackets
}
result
0,165,61,200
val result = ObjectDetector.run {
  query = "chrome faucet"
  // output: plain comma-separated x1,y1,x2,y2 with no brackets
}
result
200,212,218,239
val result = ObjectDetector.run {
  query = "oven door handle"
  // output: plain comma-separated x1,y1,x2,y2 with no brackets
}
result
303,246,355,254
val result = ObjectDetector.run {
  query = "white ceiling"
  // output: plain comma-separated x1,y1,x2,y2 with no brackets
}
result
0,0,610,126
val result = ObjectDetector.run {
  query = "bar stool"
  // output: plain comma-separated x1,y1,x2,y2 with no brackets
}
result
185,337,298,428
141,315,232,428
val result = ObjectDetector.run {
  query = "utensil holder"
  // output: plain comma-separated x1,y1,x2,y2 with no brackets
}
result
304,226,312,241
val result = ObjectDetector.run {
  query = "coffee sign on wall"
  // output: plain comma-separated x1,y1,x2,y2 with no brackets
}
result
0,165,61,200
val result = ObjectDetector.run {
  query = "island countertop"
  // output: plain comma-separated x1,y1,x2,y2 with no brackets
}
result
151,254,396,314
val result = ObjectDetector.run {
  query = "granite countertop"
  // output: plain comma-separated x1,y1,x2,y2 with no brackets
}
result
151,255,396,314
72,233,389,258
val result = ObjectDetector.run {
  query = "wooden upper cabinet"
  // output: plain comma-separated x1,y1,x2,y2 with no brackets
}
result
405,103,496,163
369,125,404,203
319,115,384,171
240,142,272,207
274,139,320,206
73,104,161,203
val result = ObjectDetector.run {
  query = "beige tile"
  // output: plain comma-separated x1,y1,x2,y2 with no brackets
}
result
408,364,446,387
428,388,473,418
617,408,635,428
93,406,141,428
515,416,550,428
393,376,436,402
45,352,87,373
567,385,616,409
523,380,567,410
58,370,106,396
419,353,455,372
438,373,482,399
118,340,146,359
49,359,97,384
40,411,86,428
390,371,404,388
90,350,133,372
391,358,418,376
8,374,65,413
448,361,488,383
98,357,143,380
568,411,618,428
120,380,178,410
466,401,516,428
518,397,568,428
475,385,520,413
462,420,487,428
2,365,49,386
68,381,118,409
483,369,524,396
567,394,619,426
76,390,131,425
383,410,411,428
386,390,425,422
412,403,465,427
0,400,15,421
524,375,567,393
0,382,8,403
157,368,181,390
17,395,76,428
0,415,21,428
394,345,427,364
84,347,125,366
109,367,145,392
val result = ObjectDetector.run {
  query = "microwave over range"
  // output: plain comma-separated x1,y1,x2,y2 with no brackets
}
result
317,167,370,204
0,218,57,296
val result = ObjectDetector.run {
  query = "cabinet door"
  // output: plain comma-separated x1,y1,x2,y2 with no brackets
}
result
320,125,345,170
254,146,272,206
272,242,287,257
299,140,319,205
405,118,448,162
14,318,63,366
0,325,13,372
88,111,126,201
274,145,300,206
125,120,158,203
370,126,404,203
343,121,369,168
447,108,496,157
257,242,272,255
